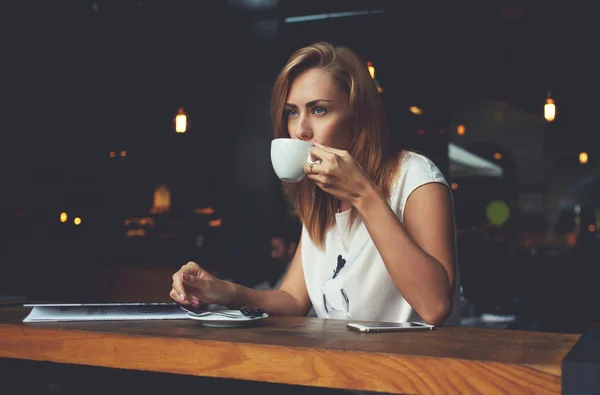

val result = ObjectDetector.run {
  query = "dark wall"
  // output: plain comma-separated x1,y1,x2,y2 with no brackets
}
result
1,1,454,298
1,1,239,297
221,10,288,282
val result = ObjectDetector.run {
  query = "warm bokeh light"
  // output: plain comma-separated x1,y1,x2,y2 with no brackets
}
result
125,217,155,227
457,124,466,136
209,218,222,227
588,224,596,233
120,150,127,157
579,152,588,164
366,62,383,93
60,212,67,223
109,151,116,158
74,217,82,225
151,185,172,214
409,106,423,115
544,97,555,122
367,61,375,79
139,217,154,226
418,128,425,135
193,207,216,215
493,152,503,160
566,232,577,247
451,183,458,190
126,229,148,237
175,107,187,133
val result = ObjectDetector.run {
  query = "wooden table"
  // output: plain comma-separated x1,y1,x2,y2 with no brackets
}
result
0,307,580,394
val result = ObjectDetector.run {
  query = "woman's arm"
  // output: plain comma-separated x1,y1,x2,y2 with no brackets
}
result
173,234,311,316
353,182,456,325
303,142,455,324
227,234,312,316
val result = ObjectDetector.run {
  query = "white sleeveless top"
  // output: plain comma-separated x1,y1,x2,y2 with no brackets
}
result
301,152,461,325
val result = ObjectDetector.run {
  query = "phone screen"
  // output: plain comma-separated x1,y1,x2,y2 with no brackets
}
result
347,322,434,333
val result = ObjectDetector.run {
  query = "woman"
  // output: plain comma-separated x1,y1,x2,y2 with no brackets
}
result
170,42,460,326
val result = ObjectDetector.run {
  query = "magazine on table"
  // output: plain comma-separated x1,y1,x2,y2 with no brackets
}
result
22,302,190,322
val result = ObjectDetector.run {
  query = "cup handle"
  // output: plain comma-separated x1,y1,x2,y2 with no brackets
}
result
306,152,322,164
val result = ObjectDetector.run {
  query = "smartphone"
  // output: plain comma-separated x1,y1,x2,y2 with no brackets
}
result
347,322,434,333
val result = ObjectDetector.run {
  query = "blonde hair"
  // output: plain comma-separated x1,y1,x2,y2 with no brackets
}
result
270,42,402,249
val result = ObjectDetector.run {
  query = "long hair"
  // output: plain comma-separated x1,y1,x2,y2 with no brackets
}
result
270,42,403,249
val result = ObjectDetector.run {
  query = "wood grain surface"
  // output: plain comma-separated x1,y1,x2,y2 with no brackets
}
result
0,307,579,394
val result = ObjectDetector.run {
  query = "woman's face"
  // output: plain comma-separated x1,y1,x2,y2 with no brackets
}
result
285,68,353,150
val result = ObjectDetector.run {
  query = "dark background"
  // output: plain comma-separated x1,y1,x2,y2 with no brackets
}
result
1,1,598,332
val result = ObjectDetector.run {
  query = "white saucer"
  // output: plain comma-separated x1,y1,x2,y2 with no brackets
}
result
186,311,268,328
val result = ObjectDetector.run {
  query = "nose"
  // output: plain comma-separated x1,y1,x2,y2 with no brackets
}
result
293,114,313,141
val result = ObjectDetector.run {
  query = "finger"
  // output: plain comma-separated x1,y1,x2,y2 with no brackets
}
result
172,261,203,299
305,173,328,187
309,146,335,163
182,261,201,276
172,272,187,301
172,286,202,306
170,288,189,304
181,270,209,290
304,161,323,175
314,141,347,156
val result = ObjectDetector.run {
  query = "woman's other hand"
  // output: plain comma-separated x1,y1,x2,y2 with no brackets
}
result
170,261,236,306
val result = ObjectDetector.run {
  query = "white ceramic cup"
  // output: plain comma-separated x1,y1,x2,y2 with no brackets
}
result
270,138,316,183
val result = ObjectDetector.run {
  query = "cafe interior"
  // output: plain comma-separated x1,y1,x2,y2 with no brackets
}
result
1,1,599,394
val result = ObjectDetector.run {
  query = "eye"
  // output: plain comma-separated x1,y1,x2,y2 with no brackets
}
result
285,109,298,117
313,106,327,115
